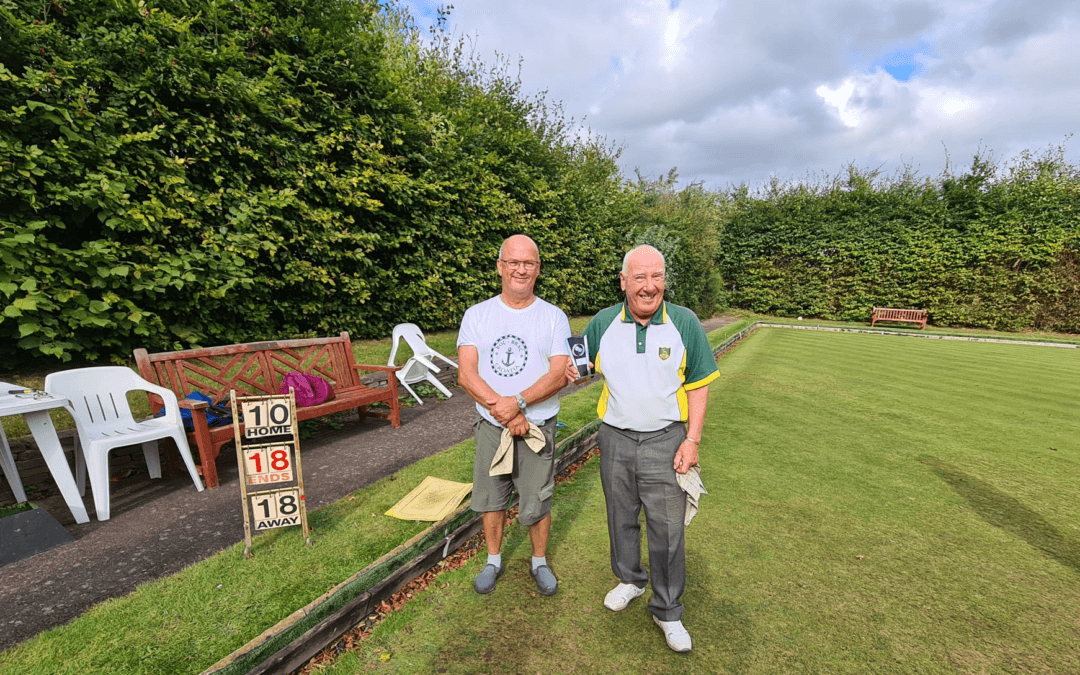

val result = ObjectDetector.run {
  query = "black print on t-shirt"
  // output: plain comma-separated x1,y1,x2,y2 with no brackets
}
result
490,335,528,377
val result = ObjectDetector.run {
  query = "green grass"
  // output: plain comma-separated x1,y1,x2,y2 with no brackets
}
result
0,377,605,675
0,502,33,518
307,328,1080,675
8,318,1079,674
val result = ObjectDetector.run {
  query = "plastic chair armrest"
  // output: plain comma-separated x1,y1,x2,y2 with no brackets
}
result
139,381,189,424
431,351,459,368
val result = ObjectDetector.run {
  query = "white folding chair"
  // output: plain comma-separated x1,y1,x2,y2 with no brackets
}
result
389,323,457,405
44,366,204,521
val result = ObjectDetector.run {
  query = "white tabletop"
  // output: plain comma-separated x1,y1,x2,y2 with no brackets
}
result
0,382,69,416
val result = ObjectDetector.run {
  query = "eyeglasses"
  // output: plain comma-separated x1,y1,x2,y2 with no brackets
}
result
499,259,539,271
12,391,53,400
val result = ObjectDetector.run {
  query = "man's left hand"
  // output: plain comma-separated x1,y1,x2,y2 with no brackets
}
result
507,413,530,437
673,439,699,475
486,396,521,426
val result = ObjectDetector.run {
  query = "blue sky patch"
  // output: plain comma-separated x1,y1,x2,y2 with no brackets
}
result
870,42,932,81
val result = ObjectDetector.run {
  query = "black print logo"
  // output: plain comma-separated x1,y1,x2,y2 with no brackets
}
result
490,335,528,377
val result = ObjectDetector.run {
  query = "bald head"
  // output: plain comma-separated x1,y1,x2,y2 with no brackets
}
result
622,245,665,275
499,235,539,261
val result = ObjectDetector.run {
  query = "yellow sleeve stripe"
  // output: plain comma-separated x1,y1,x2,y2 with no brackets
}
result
683,370,720,391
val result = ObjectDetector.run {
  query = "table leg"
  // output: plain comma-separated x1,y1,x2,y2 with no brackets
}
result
23,410,89,524
0,423,28,503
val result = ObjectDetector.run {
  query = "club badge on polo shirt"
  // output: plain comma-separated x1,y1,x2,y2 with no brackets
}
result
658,347,671,360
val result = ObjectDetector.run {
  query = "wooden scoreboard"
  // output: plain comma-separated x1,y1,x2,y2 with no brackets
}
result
231,390,311,557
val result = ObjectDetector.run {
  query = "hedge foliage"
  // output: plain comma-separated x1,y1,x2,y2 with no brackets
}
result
0,0,632,362
3,0,1077,365
719,149,1080,333
627,169,725,315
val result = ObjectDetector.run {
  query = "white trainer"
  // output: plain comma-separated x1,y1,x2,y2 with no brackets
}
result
604,582,646,611
652,614,692,653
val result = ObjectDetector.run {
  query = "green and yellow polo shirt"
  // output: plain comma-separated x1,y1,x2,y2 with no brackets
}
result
583,301,719,432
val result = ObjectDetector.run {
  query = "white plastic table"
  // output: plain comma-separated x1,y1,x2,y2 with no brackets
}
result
0,383,89,524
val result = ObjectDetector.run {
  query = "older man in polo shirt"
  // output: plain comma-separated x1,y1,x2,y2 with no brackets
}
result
573,244,718,653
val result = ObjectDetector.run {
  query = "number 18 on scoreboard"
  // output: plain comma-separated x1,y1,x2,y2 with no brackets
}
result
231,390,311,557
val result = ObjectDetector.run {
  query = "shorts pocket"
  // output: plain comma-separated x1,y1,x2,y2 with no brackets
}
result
537,481,555,502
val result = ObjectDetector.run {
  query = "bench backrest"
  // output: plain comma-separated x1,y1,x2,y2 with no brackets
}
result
873,308,927,320
134,332,360,404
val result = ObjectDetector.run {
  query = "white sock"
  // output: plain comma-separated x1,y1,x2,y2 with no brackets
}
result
486,553,502,568
531,555,547,571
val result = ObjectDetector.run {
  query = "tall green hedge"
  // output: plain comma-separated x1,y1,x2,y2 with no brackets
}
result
0,0,631,363
719,151,1080,332
4,0,1076,365
627,170,725,318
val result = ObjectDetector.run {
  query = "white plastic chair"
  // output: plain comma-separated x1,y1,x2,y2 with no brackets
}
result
44,366,204,521
389,323,457,405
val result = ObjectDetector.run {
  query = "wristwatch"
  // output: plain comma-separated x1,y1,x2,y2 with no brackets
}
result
515,394,528,412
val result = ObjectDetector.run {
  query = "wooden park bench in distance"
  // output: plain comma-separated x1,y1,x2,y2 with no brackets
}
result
133,332,400,489
870,307,928,329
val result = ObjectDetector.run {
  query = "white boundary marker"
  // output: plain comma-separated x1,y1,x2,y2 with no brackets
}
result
760,323,1079,348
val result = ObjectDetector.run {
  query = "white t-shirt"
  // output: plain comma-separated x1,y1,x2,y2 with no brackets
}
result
457,295,572,426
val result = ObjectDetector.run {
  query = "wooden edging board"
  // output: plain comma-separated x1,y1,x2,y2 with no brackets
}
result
201,418,602,675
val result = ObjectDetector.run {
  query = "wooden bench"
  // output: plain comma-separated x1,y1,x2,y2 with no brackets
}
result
133,332,400,489
870,307,928,329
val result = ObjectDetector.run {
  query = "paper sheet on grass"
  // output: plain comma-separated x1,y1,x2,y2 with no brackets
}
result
385,476,473,521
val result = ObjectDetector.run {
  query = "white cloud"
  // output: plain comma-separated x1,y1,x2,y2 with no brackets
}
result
401,0,1080,189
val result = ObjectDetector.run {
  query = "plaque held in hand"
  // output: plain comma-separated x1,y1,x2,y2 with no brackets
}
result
567,335,592,378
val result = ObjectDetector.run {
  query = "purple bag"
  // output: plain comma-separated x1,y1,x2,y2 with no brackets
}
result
280,372,334,407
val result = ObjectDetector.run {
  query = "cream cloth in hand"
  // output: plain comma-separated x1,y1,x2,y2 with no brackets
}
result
489,423,546,476
675,465,707,526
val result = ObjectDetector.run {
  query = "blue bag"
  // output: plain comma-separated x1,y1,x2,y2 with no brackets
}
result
157,392,232,431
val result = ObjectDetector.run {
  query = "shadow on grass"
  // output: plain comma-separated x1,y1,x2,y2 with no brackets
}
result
921,455,1080,575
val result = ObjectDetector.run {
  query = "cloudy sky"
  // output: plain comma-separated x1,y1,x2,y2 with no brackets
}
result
398,0,1079,191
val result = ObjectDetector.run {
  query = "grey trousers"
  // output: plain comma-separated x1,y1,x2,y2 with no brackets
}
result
599,421,687,621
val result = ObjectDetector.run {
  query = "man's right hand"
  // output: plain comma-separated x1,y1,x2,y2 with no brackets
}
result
566,361,592,384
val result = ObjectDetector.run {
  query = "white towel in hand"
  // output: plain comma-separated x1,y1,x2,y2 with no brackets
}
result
675,465,707,526
489,423,547,476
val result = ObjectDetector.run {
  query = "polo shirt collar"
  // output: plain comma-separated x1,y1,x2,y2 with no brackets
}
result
619,301,668,326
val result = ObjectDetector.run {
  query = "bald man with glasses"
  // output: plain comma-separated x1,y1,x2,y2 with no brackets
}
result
457,234,572,597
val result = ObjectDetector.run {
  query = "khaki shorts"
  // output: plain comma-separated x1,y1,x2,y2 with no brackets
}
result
471,416,557,526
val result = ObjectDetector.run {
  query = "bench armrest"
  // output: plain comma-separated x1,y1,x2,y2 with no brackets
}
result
351,364,401,373
177,399,210,410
